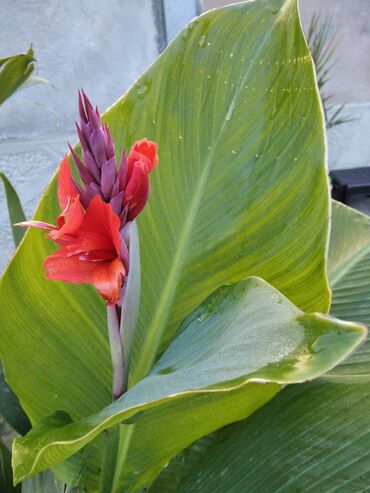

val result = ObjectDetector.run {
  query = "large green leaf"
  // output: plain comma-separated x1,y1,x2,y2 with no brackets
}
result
159,201,370,493
0,46,35,106
125,0,330,385
22,470,66,493
0,364,30,436
0,441,20,493
12,278,365,490
328,201,370,326
0,173,26,248
0,172,30,435
0,0,332,489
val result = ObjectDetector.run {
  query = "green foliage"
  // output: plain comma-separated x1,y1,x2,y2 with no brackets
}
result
0,173,26,248
0,1,365,491
22,470,66,493
12,278,365,489
152,201,370,492
0,441,20,492
0,364,30,436
0,46,35,106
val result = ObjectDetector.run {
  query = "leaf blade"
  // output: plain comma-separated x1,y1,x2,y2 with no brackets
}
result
12,278,365,488
0,45,35,105
161,201,370,493
0,173,26,247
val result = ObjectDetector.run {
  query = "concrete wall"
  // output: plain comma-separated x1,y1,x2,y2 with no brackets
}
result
0,0,160,270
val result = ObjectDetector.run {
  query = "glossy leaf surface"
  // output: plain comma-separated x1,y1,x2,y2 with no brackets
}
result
12,277,365,490
0,0,333,489
163,202,370,493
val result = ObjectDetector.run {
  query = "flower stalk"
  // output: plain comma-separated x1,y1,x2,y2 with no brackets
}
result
16,90,158,402
107,305,125,400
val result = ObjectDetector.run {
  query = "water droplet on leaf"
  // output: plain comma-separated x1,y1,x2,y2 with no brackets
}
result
135,80,151,99
198,34,207,48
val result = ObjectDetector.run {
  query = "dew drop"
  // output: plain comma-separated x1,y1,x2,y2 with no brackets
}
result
157,366,176,375
231,150,237,155
135,80,151,99
198,34,207,48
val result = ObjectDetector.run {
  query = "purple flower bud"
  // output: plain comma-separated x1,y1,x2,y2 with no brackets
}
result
69,91,158,229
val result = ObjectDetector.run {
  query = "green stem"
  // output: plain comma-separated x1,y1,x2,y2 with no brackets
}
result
107,305,125,400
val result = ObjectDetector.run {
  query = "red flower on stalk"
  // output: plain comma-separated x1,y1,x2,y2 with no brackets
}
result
17,91,158,307
44,194,126,305
18,157,126,305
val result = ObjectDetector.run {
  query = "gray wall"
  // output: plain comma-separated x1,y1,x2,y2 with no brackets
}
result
0,0,160,270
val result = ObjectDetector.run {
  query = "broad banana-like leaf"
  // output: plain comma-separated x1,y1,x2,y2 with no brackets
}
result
0,46,35,106
22,470,66,493
0,364,30,436
160,201,370,493
328,201,370,326
0,173,26,247
0,0,334,489
0,173,30,434
12,278,365,491
0,441,20,493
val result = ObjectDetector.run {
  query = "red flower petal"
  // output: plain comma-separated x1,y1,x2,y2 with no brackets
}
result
44,196,126,304
130,138,159,172
48,196,84,244
127,138,159,183
58,156,78,210
124,161,150,222
44,251,125,305
75,195,122,254
93,257,126,305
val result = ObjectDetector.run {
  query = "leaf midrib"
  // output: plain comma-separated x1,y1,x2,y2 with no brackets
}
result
130,8,275,388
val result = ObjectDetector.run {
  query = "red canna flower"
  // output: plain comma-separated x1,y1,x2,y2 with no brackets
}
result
44,195,126,305
17,92,158,308
17,156,127,305
17,91,159,398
